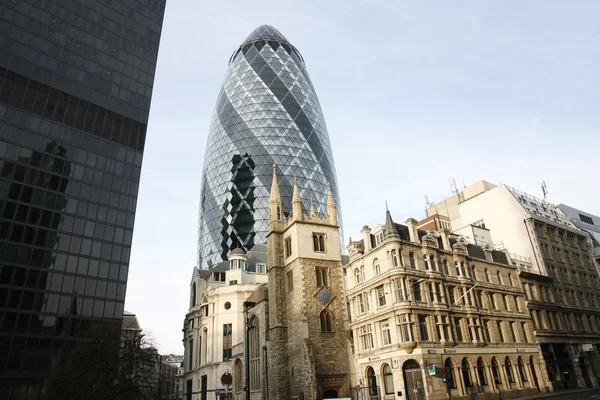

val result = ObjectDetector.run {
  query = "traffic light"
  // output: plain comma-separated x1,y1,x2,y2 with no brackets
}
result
442,368,447,383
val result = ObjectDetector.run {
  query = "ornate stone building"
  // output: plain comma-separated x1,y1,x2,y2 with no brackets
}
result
265,166,354,399
182,246,268,400
427,180,600,393
345,211,543,400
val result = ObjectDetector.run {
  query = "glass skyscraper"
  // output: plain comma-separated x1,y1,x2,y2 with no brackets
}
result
198,25,342,269
0,0,166,397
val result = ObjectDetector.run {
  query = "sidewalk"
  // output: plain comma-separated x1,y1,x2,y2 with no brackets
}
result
518,388,600,400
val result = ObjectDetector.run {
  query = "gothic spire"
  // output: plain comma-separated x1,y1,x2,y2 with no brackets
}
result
384,207,400,239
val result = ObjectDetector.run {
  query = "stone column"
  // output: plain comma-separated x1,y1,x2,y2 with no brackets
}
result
500,361,510,392
455,365,466,397
589,346,600,388
401,278,408,301
487,365,497,392
472,363,482,393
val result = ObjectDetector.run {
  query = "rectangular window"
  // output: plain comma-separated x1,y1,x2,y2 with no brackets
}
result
418,315,429,342
436,283,444,303
412,280,422,302
376,285,386,307
358,294,365,314
360,325,374,350
256,263,266,273
428,283,435,304
483,320,491,342
489,293,497,309
497,321,505,342
510,322,519,343
223,323,232,361
228,280,238,285
287,271,293,292
502,295,510,311
188,339,193,370
285,237,292,258
393,278,405,302
448,286,456,305
454,318,463,342
381,320,392,346
398,314,412,342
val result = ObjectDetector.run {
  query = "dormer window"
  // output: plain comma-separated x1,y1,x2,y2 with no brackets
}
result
313,233,326,252
485,251,493,262
214,272,226,282
256,263,266,273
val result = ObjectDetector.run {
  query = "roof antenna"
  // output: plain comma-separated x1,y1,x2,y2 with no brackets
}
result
541,181,548,203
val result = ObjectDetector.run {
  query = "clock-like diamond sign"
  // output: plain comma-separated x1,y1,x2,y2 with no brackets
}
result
317,287,332,304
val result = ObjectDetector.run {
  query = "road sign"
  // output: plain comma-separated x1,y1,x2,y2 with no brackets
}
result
428,364,436,375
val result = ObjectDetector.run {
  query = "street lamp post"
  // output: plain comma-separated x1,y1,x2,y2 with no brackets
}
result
243,301,256,400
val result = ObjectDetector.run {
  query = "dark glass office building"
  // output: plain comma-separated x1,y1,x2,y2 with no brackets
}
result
198,25,343,269
0,0,166,397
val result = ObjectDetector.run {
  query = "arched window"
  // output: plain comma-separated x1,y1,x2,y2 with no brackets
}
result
424,255,430,270
484,269,489,282
505,357,515,383
409,252,416,269
320,310,334,332
361,266,365,281
445,358,456,389
497,271,502,285
367,367,378,396
461,358,473,387
491,357,501,384
249,316,260,390
373,259,380,275
443,259,449,275
191,282,197,307
517,357,528,382
383,364,394,394
313,233,326,252
477,358,487,386
455,262,461,276
391,250,398,267
355,268,361,284
234,359,243,392
430,255,436,271
508,273,514,287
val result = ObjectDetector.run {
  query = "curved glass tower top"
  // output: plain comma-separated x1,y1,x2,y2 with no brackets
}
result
198,24,342,269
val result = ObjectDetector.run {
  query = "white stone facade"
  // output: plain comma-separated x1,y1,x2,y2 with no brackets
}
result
182,247,268,400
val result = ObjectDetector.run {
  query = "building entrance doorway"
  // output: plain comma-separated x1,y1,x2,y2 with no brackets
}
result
323,389,338,398
366,367,379,399
530,356,540,391
201,375,207,400
403,360,425,400
579,355,593,388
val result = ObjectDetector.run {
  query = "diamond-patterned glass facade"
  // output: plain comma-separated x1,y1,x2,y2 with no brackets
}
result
198,25,343,269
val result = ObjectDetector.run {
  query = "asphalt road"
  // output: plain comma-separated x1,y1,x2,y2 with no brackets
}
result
541,389,600,400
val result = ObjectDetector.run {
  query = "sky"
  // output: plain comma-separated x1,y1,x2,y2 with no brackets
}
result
124,0,600,354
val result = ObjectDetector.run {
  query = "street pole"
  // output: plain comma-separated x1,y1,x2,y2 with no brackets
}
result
243,301,255,400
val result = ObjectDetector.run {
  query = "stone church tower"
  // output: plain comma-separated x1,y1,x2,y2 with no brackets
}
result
266,165,353,399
